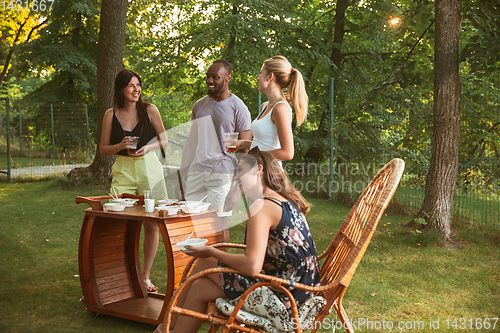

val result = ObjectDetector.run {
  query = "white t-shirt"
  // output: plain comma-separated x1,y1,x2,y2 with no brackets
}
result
190,94,251,174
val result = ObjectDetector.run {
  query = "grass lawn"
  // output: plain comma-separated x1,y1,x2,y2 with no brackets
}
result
0,179,499,332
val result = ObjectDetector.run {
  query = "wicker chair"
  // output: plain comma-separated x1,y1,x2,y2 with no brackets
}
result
159,158,404,333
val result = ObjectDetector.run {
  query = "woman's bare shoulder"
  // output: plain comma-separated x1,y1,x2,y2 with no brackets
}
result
146,103,160,114
103,108,114,120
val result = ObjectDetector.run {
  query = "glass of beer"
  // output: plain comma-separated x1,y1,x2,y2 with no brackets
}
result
224,132,239,153
126,136,139,155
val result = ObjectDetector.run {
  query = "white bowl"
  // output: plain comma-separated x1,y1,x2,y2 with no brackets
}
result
181,204,202,214
156,206,179,215
200,203,211,211
175,238,208,253
104,203,126,212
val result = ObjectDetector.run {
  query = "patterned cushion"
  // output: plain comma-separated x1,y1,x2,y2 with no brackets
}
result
215,286,326,333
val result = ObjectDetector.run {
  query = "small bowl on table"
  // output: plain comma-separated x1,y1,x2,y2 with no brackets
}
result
104,203,126,212
113,198,139,207
199,203,211,211
175,238,208,253
180,203,202,214
156,206,180,216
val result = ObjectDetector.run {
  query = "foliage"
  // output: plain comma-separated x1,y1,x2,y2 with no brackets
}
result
0,7,45,83
0,0,498,197
461,0,500,73
18,0,100,103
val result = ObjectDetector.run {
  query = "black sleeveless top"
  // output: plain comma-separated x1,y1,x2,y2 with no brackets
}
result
110,108,157,156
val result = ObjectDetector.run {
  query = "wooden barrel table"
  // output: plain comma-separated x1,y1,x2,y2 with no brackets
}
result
76,194,227,325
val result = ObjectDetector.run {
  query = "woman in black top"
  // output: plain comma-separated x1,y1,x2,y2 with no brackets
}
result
100,69,168,292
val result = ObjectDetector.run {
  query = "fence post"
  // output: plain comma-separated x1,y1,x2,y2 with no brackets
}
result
51,104,55,156
258,91,261,113
19,107,22,157
85,103,91,158
329,77,335,198
0,97,11,181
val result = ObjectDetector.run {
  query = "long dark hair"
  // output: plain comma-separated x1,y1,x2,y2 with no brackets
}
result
113,69,149,125
242,148,311,215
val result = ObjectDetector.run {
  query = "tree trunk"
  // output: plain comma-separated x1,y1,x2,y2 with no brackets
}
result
329,0,349,69
223,4,238,64
0,19,27,86
317,0,349,138
418,0,461,241
68,0,129,182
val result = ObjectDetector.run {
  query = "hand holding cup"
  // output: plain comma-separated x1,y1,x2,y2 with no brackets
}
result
224,132,239,153
125,136,139,155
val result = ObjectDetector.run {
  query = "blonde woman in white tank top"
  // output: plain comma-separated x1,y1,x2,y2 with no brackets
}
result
249,100,292,167
231,56,308,163
224,56,308,211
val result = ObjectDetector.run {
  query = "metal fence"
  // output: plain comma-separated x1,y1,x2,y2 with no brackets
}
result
286,162,500,228
0,100,93,180
394,183,500,227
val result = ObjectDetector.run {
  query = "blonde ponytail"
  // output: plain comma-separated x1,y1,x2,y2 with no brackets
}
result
263,56,309,125
286,69,308,125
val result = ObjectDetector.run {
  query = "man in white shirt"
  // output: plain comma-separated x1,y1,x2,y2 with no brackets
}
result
177,60,252,218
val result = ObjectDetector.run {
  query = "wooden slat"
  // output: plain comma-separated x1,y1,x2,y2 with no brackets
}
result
99,283,134,297
100,284,135,300
94,232,127,247
96,219,128,232
94,240,128,253
95,224,128,237
94,245,128,259
94,258,128,272
93,251,127,265
96,271,130,286
101,289,136,305
95,264,128,279
97,281,131,295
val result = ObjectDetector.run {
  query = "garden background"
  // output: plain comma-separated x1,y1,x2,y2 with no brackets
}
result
1,0,499,332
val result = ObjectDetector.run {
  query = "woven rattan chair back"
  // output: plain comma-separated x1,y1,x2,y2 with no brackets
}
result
312,158,405,332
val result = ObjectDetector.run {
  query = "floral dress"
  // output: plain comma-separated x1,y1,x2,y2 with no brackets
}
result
219,197,321,312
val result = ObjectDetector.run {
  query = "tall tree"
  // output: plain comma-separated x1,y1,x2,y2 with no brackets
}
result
418,0,462,242
69,0,129,181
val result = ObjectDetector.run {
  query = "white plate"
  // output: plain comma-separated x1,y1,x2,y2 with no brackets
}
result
181,205,202,214
104,203,126,212
113,198,138,207
157,199,179,205
176,238,208,253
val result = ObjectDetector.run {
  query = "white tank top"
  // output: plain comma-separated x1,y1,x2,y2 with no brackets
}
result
250,100,292,152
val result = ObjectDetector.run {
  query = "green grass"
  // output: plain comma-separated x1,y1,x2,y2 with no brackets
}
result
0,180,499,332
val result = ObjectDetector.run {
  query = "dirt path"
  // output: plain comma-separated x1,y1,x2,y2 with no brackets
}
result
1,164,89,179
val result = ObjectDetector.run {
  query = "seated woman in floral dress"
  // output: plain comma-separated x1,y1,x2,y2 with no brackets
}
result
162,147,320,333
